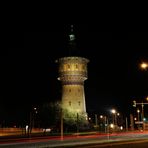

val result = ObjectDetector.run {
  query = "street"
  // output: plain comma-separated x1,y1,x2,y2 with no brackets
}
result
1,131,148,147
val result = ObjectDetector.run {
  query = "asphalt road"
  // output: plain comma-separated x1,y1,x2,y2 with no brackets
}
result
70,139,148,148
1,131,148,148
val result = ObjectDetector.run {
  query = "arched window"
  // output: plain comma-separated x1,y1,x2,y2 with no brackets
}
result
67,64,70,69
69,101,71,106
78,101,81,106
82,65,85,70
75,64,78,69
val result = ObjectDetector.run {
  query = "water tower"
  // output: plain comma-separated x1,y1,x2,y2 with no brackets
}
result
56,26,89,122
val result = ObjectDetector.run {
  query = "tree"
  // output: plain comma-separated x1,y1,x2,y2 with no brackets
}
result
39,101,61,130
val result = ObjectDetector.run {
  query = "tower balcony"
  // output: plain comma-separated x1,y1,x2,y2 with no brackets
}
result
58,71,88,79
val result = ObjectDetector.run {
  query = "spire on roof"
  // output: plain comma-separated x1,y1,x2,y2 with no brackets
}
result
67,25,80,56
69,25,75,41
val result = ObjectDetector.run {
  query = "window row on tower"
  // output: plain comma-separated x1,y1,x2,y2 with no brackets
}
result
68,101,81,106
59,63,86,72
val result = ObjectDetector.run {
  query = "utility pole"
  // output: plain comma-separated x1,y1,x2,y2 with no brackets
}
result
104,116,107,133
115,113,117,127
95,114,98,126
130,114,134,131
106,118,109,140
77,113,79,135
60,108,63,141
141,102,145,130
29,111,32,136
126,117,128,132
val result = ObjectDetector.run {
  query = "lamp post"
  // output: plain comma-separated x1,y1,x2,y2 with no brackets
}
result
32,107,38,129
104,116,107,133
126,117,128,132
106,117,109,140
111,109,119,126
111,109,118,132
137,109,140,121
100,115,108,133
137,109,140,130
95,114,98,127
111,109,116,125
141,102,144,123
76,113,79,135
29,107,38,136
140,62,148,130
60,108,63,141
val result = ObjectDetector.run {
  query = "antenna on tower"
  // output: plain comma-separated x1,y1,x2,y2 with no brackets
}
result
71,24,74,32
69,25,75,41
67,25,80,56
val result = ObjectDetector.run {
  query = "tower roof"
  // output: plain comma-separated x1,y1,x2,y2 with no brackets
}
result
67,25,80,56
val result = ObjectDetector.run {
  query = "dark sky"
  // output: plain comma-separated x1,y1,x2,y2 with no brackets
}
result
2,26,148,123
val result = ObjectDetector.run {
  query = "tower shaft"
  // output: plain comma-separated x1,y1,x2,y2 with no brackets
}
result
57,57,89,120
62,84,86,114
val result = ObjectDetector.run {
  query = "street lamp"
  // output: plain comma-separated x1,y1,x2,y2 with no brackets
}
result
140,62,148,70
29,107,38,136
111,109,116,114
99,115,108,133
137,109,141,130
111,109,117,125
134,117,137,121
111,109,119,132
137,109,140,121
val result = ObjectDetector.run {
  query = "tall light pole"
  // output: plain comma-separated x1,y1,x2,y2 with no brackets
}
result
141,102,144,123
106,118,109,140
137,109,140,121
104,116,107,133
95,114,98,127
76,113,79,135
140,62,148,130
111,109,116,125
60,108,63,141
32,107,38,129
100,115,107,133
137,109,140,130
126,117,128,132
29,107,38,136
111,109,118,132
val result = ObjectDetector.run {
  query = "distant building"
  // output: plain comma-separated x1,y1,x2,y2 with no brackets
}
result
56,25,89,123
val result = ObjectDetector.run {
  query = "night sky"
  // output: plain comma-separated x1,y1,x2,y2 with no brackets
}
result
2,26,148,124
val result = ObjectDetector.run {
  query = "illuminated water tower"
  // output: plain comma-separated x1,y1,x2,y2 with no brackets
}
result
56,26,89,121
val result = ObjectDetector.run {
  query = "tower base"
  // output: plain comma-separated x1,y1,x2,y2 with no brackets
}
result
62,109,90,131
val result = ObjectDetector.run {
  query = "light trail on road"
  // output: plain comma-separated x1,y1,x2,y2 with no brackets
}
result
1,131,148,147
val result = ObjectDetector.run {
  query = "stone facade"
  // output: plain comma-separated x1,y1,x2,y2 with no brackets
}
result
56,56,89,122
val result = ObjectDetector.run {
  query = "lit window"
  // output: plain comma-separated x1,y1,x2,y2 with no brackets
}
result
82,65,85,70
75,64,78,69
67,64,70,69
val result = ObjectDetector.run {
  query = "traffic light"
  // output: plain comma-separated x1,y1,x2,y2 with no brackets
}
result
133,100,136,107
